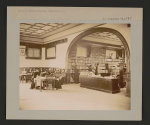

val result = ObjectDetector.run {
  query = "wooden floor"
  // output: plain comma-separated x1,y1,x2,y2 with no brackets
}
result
19,83,130,110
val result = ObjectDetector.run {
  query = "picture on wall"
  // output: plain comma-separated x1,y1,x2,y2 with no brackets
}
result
46,46,56,59
20,46,26,56
106,49,116,59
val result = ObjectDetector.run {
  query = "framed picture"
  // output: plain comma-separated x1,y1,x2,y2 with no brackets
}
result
106,49,116,59
20,48,25,56
45,46,56,59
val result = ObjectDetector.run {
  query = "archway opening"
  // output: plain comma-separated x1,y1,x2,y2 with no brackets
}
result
66,27,130,96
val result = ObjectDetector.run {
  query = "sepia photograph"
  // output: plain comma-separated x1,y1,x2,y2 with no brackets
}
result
6,7,142,120
19,23,131,110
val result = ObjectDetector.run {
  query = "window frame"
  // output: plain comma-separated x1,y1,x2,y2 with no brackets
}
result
26,46,42,59
45,45,56,59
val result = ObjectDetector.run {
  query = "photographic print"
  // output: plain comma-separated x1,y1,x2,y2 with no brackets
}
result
6,7,142,120
19,23,131,110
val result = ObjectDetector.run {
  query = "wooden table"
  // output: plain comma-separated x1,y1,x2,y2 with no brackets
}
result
79,75,120,93
39,77,47,92
39,77,57,91
36,76,62,91
45,77,56,90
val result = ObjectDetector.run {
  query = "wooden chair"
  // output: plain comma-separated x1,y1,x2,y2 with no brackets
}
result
46,78,55,90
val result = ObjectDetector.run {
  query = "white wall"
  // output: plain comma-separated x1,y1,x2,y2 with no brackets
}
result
44,43,68,68
44,32,83,68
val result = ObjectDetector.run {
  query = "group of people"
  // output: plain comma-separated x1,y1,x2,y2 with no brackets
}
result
21,68,66,90
87,63,127,88
87,63,101,75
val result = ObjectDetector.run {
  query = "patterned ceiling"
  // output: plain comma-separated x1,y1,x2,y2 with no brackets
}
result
87,32,121,42
20,23,122,44
20,23,77,38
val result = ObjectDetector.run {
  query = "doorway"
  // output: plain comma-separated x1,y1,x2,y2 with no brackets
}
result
66,27,130,96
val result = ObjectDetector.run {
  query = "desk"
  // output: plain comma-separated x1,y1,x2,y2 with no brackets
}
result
36,77,62,91
39,77,47,91
46,77,56,90
79,75,120,93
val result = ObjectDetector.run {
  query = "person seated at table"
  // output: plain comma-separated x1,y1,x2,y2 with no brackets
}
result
46,70,52,76
37,71,48,90
95,63,99,75
39,71,49,89
34,72,41,89
27,68,31,73
50,72,55,77
46,70,54,77
40,71,47,77
88,64,93,72
32,69,39,80
87,64,95,74
60,69,66,84
55,77,62,90
54,70,62,90
30,70,39,89
22,69,27,74
20,69,28,82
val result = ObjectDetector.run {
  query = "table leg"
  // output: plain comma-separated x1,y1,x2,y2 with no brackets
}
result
52,80,55,90
40,81,42,92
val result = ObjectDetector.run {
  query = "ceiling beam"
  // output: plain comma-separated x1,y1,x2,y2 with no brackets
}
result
20,36,43,44
80,40,122,48
82,36,122,46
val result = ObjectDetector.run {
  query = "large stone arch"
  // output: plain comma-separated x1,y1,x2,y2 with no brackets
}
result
66,27,130,96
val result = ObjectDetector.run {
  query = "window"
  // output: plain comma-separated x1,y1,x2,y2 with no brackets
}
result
76,46,88,57
26,47,41,59
106,49,116,59
45,46,56,59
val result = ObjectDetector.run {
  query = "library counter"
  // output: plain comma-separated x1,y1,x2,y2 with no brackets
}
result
79,75,120,93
